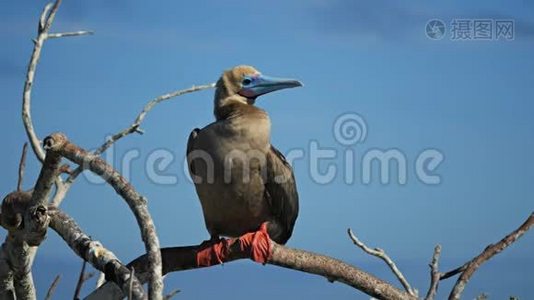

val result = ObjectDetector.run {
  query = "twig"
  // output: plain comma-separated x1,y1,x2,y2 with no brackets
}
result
95,272,105,289
47,31,94,39
21,0,91,207
128,267,134,300
424,245,441,300
44,133,163,300
163,289,180,300
440,264,466,280
347,228,416,297
448,212,534,300
87,239,416,300
44,274,61,300
51,83,214,207
48,208,145,300
73,261,87,300
22,0,62,163
93,83,216,156
17,143,28,192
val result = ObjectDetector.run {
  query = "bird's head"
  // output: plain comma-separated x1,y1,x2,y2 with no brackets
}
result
214,65,302,119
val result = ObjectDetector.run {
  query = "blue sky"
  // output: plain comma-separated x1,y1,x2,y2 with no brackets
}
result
1,0,533,299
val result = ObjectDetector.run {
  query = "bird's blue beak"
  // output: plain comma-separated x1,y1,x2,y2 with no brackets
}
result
239,74,303,98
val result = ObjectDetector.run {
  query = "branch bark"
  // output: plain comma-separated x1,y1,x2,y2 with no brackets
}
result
448,212,534,300
17,143,28,192
348,228,417,297
22,0,62,163
87,238,416,300
44,133,163,300
0,139,62,299
73,261,95,300
52,83,214,207
48,208,145,300
44,275,60,300
424,245,441,300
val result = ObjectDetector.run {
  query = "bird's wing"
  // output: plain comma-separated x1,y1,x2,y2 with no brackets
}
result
186,128,200,177
264,145,299,244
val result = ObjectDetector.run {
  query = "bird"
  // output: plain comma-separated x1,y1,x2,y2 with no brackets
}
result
187,65,301,262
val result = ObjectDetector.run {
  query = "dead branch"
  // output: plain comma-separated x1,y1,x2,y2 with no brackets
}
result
448,212,534,300
420,212,534,300
87,238,416,300
0,191,40,300
5,1,534,300
95,273,105,289
440,264,467,280
21,0,92,210
347,228,417,297
163,289,180,300
44,133,163,300
0,247,15,300
44,274,61,300
100,83,216,154
0,142,62,300
48,208,145,300
17,143,28,192
51,83,215,207
47,31,94,39
73,261,95,300
128,267,134,300
424,245,441,300
22,0,90,163
73,261,87,300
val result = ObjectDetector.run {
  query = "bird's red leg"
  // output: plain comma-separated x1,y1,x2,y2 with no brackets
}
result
195,223,272,267
196,234,227,267
237,222,272,264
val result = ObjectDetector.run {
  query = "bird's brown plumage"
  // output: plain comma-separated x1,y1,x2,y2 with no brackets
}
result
187,65,299,244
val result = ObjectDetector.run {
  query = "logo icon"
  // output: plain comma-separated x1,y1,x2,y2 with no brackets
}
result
426,19,446,40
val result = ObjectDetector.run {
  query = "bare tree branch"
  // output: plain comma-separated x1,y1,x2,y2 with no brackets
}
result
11,1,86,294
6,1,534,300
44,274,61,300
51,83,215,207
440,264,467,280
163,289,180,300
347,228,417,297
44,133,163,300
48,208,145,300
0,192,38,300
17,143,28,192
448,212,534,300
424,245,441,300
22,0,62,163
0,246,15,300
73,261,94,300
47,31,93,39
29,146,62,210
128,267,134,300
73,261,87,300
21,0,93,207
100,83,215,154
95,273,105,289
87,238,416,300
0,142,63,300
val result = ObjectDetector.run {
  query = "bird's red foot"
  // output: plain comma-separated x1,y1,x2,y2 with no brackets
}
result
196,236,228,267
195,223,272,267
238,222,272,264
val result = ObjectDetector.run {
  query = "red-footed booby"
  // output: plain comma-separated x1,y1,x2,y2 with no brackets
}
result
187,65,301,264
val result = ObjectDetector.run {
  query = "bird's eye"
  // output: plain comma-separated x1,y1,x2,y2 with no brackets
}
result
242,78,252,85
